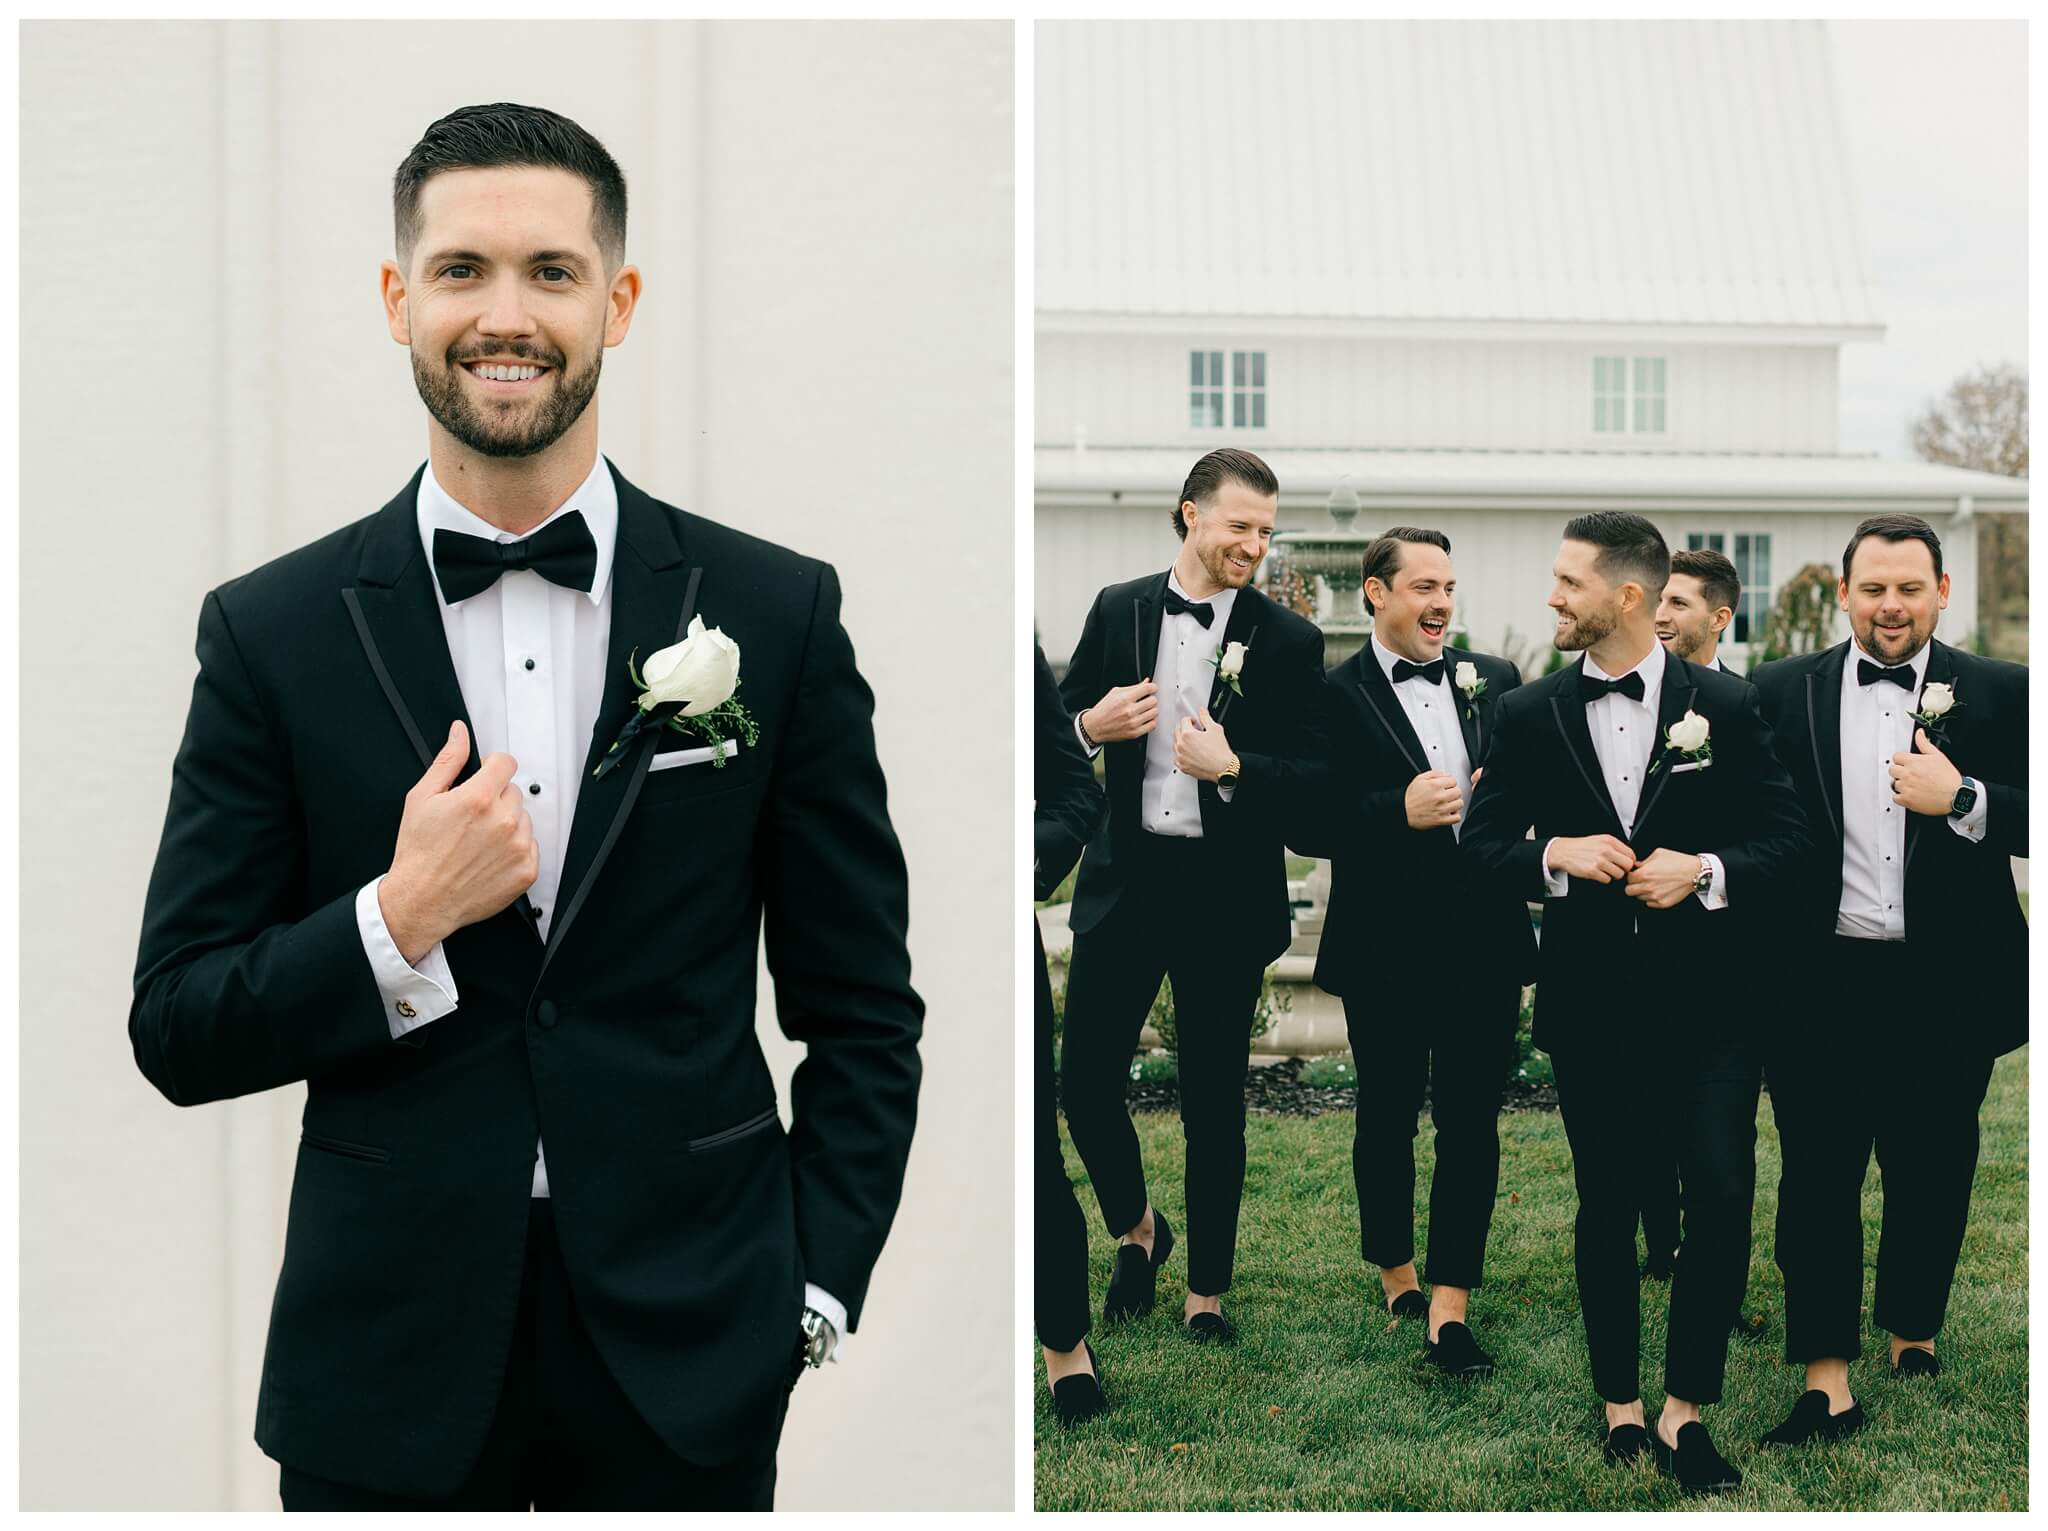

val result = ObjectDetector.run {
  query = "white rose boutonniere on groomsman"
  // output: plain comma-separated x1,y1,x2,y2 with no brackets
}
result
1215,640,1249,697
1912,680,1960,741
593,615,761,778
1651,708,1713,776
1455,660,1486,718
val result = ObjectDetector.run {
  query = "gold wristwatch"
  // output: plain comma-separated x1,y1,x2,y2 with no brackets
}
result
1217,753,1242,790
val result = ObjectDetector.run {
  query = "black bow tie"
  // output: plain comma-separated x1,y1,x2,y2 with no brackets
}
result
1578,670,1646,705
1162,589,1215,629
433,511,598,604
1857,659,1917,691
1391,658,1444,686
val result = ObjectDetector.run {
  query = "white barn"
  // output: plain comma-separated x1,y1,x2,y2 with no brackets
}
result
1035,20,2027,671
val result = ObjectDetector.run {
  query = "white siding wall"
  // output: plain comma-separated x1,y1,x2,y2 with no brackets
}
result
1037,503,1980,674
1038,333,1840,456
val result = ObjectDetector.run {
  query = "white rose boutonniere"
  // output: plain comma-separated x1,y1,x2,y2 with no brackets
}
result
592,615,761,779
1649,708,1713,776
1454,660,1487,718
1215,640,1249,698
1911,681,1959,736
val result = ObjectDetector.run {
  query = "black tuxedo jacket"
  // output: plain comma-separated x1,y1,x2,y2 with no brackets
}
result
1749,638,2028,1055
1056,574,1326,968
1308,646,1538,1000
130,462,923,1499
1461,652,1809,1052
1035,643,1105,901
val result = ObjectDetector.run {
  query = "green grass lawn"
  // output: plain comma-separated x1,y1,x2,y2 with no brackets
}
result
1035,1049,2028,1511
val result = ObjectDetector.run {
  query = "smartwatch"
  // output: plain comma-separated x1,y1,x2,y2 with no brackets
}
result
1949,779,1979,819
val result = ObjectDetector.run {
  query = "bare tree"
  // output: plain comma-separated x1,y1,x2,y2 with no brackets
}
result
1910,362,2027,478
1909,363,2027,660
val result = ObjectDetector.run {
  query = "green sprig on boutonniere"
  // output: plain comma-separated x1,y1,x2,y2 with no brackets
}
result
1647,708,1713,778
592,615,761,779
1213,639,1248,699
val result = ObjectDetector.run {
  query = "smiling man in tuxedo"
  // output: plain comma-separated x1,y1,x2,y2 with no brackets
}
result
1056,448,1325,1346
1463,512,1808,1492
130,103,922,1510
1310,528,1535,1378
1748,515,2026,1451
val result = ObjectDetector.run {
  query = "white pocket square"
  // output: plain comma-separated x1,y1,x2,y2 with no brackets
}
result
1669,759,1711,775
648,739,743,772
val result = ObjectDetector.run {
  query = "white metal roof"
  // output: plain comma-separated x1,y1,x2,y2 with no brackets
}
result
1035,448,2026,513
1037,21,1885,334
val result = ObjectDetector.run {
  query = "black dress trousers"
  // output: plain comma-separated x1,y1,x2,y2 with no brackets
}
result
1552,974,1761,1407
1769,936,1996,1362
1342,974,1521,1290
1036,918,1093,1353
278,1199,783,1511
1059,832,1266,1298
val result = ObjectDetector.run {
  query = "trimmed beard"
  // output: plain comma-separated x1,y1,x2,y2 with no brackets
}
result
1555,602,1617,652
413,345,602,460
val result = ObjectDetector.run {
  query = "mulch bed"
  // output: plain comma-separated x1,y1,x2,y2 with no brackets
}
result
1118,1055,1561,1117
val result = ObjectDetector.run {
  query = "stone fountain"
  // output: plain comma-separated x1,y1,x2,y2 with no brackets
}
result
1272,476,1379,671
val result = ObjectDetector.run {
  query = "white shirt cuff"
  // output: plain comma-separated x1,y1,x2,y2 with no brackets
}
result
805,1283,848,1363
1695,853,1728,911
1948,777,1989,843
355,876,458,1039
1541,838,1569,898
1073,711,1102,760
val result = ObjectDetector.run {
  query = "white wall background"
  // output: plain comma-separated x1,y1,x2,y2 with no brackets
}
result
20,19,1013,1511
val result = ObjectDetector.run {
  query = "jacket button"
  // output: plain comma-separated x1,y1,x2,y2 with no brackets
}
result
536,1000,558,1029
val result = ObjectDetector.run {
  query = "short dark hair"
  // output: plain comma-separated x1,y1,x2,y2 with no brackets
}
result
1561,510,1670,600
1172,448,1278,539
1842,513,1944,582
394,103,628,275
1668,548,1740,615
1361,526,1452,604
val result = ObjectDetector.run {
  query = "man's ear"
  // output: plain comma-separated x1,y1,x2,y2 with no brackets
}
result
1711,606,1733,637
380,260,410,345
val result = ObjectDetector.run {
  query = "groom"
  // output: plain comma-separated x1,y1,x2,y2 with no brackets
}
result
130,104,923,1509
1462,512,1807,1492
1056,448,1325,1345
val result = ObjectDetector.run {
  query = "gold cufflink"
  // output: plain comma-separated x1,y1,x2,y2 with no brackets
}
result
397,999,418,1019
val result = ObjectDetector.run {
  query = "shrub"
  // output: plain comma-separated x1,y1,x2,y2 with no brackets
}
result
1149,969,1294,1058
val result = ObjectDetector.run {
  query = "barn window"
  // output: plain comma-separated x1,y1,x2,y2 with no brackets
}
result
1191,349,1266,429
1593,355,1668,435
1686,531,1773,643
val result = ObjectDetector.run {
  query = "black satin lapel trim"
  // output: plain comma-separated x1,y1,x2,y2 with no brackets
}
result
1134,571,1170,683
1903,642,1956,874
1551,688,1624,834
1632,679,1698,842
540,560,701,977
341,568,482,781
1809,653,1846,845
1354,656,1424,775
1449,649,1484,762
1206,590,1260,721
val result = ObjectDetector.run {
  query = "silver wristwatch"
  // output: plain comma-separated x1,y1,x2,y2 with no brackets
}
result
799,1307,834,1368
1693,859,1714,898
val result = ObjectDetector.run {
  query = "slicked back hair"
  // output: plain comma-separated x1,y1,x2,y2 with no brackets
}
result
1172,448,1278,539
1361,527,1452,610
1561,510,1670,602
1669,547,1740,616
394,103,628,275
1842,513,1944,583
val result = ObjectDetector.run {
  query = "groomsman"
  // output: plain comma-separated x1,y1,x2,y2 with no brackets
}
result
1464,512,1808,1492
1035,644,1110,1426
1749,514,2027,1449
1057,448,1326,1345
1644,548,1768,1342
1310,528,1535,1378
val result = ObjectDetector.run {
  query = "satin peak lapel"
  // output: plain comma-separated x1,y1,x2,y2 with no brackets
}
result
1549,664,1624,835
540,470,700,978
1132,571,1169,685
1903,640,1957,874
1806,643,1849,844
1353,651,1424,776
1631,666,1699,843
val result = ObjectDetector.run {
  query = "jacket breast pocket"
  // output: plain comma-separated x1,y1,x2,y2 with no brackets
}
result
637,738,761,811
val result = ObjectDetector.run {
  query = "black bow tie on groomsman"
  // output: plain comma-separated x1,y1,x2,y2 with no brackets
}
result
1857,659,1917,691
1578,670,1646,704
1162,589,1215,628
1392,657,1445,686
432,510,598,604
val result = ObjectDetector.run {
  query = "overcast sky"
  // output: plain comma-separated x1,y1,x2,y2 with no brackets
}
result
1828,20,2028,461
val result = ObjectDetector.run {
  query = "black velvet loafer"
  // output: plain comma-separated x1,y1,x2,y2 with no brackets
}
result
1602,1423,1652,1466
1893,1347,1941,1379
1101,1210,1174,1323
1652,1420,1741,1494
1185,1310,1238,1346
1759,1389,1865,1449
1050,1340,1108,1428
1387,1288,1430,1322
1423,1321,1495,1379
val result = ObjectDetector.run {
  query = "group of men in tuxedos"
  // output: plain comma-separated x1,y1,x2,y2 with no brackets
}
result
1036,446,2026,1495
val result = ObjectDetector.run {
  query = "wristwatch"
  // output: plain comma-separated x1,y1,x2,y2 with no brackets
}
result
799,1307,834,1369
1692,859,1714,898
1949,778,1979,819
1217,753,1242,791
